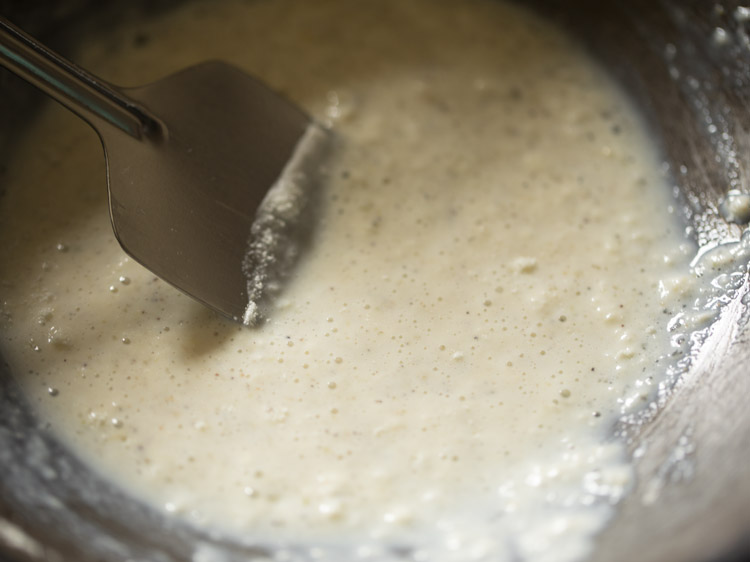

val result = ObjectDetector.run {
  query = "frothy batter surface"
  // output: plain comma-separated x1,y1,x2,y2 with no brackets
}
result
0,0,692,559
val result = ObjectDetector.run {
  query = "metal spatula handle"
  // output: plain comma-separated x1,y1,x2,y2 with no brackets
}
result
0,16,320,323
0,16,159,139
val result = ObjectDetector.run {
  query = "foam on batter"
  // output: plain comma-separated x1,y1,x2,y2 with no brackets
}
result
0,1,696,560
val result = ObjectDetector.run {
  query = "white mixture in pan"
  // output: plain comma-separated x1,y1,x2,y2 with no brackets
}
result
0,0,694,560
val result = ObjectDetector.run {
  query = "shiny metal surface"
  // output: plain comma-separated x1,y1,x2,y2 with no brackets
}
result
0,16,312,323
537,2,750,561
0,1,748,561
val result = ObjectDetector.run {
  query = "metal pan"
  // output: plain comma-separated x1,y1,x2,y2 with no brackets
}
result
0,1,748,561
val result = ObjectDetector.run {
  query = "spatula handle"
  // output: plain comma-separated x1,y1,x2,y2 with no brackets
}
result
0,16,160,139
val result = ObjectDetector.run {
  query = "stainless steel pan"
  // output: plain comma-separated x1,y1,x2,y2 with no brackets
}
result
0,1,748,561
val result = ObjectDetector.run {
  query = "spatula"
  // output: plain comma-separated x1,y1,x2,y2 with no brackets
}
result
0,16,325,325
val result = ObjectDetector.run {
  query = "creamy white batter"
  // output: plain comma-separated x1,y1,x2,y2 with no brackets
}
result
0,1,694,560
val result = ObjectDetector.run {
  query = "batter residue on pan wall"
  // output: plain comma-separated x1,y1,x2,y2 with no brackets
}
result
0,0,696,560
